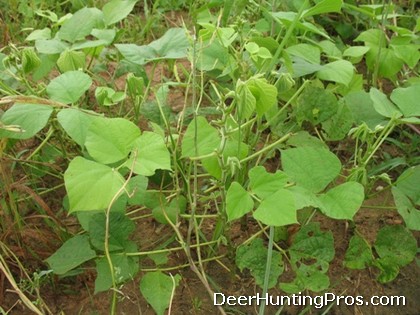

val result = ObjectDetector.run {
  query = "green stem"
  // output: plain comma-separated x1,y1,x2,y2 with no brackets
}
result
259,226,275,315
240,133,291,164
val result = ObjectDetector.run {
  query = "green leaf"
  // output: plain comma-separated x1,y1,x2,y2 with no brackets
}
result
282,147,341,193
287,186,321,210
125,131,171,176
95,243,139,293
152,195,186,224
35,39,69,54
392,187,420,231
253,189,297,226
247,78,278,117
390,85,420,117
317,60,354,86
375,225,417,267
46,235,96,275
88,212,135,251
57,108,99,147
181,117,220,158
0,104,53,139
46,70,92,104
302,0,342,18
318,182,364,220
226,182,254,222
126,175,149,206
103,0,137,25
140,272,181,315
95,86,126,106
322,99,353,141
296,85,338,125
85,117,140,164
236,81,256,120
57,50,86,72
343,46,370,58
392,44,420,69
58,7,103,43
116,28,189,64
369,88,402,118
26,28,51,41
286,44,320,64
395,166,420,205
21,48,41,73
344,234,373,269
249,166,289,199
64,157,125,212
236,239,283,289
344,91,385,130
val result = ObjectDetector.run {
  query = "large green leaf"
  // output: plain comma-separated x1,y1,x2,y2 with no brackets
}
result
286,44,320,64
57,50,86,72
226,182,254,222
116,28,189,64
247,78,278,117
392,187,420,231
125,131,171,176
103,0,137,25
318,182,364,220
46,235,96,275
57,108,99,146
181,116,220,158
321,99,353,141
253,189,297,226
140,272,181,315
88,212,135,252
344,91,385,130
64,157,125,212
236,81,256,120
85,117,140,164
344,234,373,269
236,239,283,289
46,71,92,104
35,39,69,54
57,8,103,43
249,166,289,199
0,104,53,139
390,85,420,117
296,85,338,125
95,242,139,293
369,88,402,118
317,60,354,86
282,147,341,193
395,166,420,205
302,0,342,18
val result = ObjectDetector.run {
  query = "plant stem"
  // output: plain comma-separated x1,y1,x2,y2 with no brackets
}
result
259,226,275,315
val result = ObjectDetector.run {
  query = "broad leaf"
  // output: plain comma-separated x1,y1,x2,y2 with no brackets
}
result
88,212,135,251
95,242,139,293
140,272,181,315
236,239,283,289
317,60,354,86
344,91,385,130
226,182,254,222
249,166,289,199
392,187,420,231
286,44,320,64
344,234,373,269
46,235,96,275
125,131,171,176
236,81,256,120
390,85,420,117
57,8,103,43
57,50,86,72
64,157,125,212
369,88,402,118
282,147,341,193
85,117,140,164
103,0,137,25
296,85,338,125
181,117,220,158
322,99,353,141
57,108,99,146
302,0,342,18
35,39,69,54
253,189,297,226
0,104,53,139
46,71,92,104
247,78,278,117
318,182,365,220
